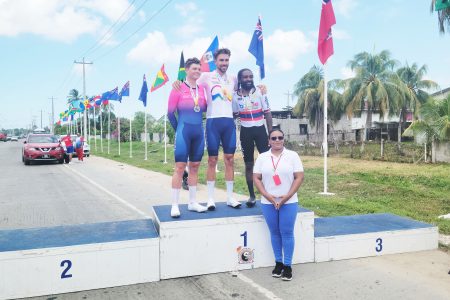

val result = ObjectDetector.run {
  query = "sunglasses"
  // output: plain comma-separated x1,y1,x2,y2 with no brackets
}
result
270,136,284,141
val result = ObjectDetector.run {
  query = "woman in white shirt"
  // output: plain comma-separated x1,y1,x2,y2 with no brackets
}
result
253,129,304,281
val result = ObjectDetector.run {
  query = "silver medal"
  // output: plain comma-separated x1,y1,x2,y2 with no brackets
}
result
194,105,200,112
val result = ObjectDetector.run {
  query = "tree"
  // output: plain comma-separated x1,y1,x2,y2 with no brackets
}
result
430,0,450,34
396,63,438,148
293,65,343,144
67,89,81,104
403,95,450,162
341,50,401,151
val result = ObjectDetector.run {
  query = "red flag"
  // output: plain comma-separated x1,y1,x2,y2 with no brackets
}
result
318,0,336,65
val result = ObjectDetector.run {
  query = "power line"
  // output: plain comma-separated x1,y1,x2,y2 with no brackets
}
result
93,0,173,62
80,0,139,58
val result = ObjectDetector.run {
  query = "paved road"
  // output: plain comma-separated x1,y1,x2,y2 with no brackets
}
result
1,141,449,300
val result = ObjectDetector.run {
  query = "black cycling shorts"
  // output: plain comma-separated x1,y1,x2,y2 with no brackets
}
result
240,125,269,163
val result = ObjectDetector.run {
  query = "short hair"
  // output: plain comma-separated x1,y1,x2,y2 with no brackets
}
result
213,48,231,60
268,128,284,138
185,57,201,69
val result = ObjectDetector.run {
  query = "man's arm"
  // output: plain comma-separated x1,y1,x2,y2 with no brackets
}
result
264,111,273,132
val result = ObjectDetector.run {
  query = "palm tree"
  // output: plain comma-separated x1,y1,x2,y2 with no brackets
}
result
403,95,450,162
292,65,343,144
67,89,81,105
341,50,401,151
430,0,450,34
396,63,438,148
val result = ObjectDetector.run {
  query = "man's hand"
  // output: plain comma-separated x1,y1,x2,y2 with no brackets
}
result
257,84,267,95
172,80,182,92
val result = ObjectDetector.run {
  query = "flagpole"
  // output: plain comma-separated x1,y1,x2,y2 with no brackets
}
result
100,104,103,152
88,105,90,144
144,106,148,160
164,111,167,164
320,63,334,195
94,105,97,151
118,113,121,156
108,103,111,154
129,116,132,158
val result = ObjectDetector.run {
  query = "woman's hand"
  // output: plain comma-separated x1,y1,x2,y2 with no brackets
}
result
264,194,278,208
276,195,290,210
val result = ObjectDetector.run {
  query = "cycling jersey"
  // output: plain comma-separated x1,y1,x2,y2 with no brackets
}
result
232,87,270,127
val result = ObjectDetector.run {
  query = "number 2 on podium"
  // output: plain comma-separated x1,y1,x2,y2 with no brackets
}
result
240,231,248,247
60,260,73,279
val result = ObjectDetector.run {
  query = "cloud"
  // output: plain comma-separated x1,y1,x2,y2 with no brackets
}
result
127,29,314,72
334,0,358,18
0,0,133,43
341,67,355,79
333,29,351,40
174,2,197,17
265,30,313,71
174,2,204,38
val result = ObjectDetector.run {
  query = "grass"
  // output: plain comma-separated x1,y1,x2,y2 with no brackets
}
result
90,139,450,234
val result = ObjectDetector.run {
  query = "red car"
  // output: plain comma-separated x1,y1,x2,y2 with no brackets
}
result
22,134,65,165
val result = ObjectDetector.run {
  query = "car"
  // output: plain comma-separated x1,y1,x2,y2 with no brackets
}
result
10,136,18,142
0,133,6,142
22,134,65,165
59,134,90,161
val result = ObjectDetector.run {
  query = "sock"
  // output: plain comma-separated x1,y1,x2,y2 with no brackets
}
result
172,188,180,206
246,180,255,199
188,186,197,204
207,181,215,200
226,181,234,200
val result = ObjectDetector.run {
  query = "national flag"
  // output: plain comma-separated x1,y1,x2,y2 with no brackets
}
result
435,0,450,11
109,87,120,101
318,0,336,65
151,64,169,92
118,81,130,101
138,74,149,107
93,95,102,107
177,51,186,81
248,16,265,79
200,36,219,72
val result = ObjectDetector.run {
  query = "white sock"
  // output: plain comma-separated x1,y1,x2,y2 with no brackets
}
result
226,181,234,199
207,181,215,200
188,186,197,204
172,188,180,206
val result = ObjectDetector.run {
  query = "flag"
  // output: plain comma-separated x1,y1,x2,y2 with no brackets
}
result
93,95,102,107
248,16,265,79
118,81,130,101
138,74,149,107
200,36,219,72
318,0,336,65
177,51,186,81
109,87,119,101
436,0,450,11
151,64,169,92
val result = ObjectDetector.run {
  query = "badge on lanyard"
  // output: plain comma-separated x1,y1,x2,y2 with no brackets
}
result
271,154,282,186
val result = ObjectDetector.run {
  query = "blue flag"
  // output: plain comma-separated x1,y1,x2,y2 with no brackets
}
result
118,81,130,101
138,75,148,107
109,87,119,101
248,17,265,79
200,36,219,72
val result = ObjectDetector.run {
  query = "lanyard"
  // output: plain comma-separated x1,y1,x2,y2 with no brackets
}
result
189,85,199,107
271,153,283,173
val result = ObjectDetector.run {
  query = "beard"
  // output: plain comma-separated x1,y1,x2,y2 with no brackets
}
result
241,81,254,91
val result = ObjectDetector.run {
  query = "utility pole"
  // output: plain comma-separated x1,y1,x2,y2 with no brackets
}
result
74,58,93,139
49,97,56,134
40,110,43,129
284,90,293,140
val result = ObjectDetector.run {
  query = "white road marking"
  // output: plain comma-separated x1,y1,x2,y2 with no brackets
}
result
234,271,282,300
63,164,151,218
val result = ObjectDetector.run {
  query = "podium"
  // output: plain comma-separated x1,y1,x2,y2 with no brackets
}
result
0,219,160,300
151,202,315,279
314,213,438,262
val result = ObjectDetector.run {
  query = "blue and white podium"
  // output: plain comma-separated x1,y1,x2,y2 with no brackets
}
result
151,202,315,279
0,219,160,300
314,213,438,262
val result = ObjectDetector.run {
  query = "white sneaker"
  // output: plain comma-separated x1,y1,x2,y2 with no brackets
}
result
207,199,216,211
171,205,180,218
227,198,242,208
188,202,207,213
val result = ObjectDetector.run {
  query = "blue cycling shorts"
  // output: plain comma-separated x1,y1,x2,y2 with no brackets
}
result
206,117,236,156
174,123,205,163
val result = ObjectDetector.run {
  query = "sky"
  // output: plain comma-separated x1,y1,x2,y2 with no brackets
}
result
1,0,449,130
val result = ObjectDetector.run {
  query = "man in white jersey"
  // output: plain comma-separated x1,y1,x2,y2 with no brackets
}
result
233,68,272,207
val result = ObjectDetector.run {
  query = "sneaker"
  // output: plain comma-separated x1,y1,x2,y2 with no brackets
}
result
182,179,189,190
207,199,216,211
246,197,257,208
170,205,180,218
272,262,284,278
188,202,207,213
227,198,241,208
281,266,292,281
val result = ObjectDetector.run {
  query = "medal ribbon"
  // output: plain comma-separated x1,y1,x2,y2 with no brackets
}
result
189,85,199,108
271,153,283,174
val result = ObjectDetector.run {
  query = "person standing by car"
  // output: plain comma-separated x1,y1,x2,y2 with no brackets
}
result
75,133,84,162
253,129,304,281
61,133,74,164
